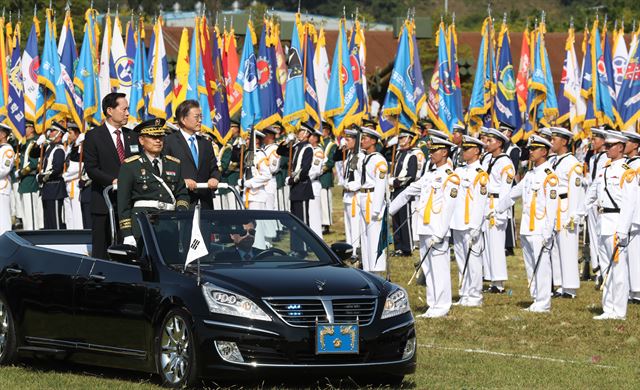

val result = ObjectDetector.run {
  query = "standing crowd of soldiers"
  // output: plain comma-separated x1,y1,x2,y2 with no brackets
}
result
1,92,639,320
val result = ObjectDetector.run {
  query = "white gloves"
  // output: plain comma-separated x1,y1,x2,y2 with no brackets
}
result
470,229,481,244
427,236,444,248
75,133,85,146
617,233,629,247
62,132,69,143
386,136,398,147
123,236,137,247
286,133,296,143
542,234,554,248
339,137,348,148
37,134,47,146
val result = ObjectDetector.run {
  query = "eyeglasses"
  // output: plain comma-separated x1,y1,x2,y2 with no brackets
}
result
242,228,256,237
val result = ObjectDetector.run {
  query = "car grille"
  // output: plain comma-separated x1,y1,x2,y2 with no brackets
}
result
264,297,377,327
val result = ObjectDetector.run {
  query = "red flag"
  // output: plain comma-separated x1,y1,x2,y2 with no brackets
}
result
515,27,531,115
199,18,217,112
224,27,242,118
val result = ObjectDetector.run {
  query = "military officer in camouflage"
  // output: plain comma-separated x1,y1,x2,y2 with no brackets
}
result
117,119,190,246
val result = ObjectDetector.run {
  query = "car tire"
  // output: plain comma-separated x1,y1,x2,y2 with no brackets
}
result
0,293,18,365
155,308,199,388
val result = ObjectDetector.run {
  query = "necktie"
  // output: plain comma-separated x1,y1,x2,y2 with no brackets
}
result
189,135,199,168
243,253,252,261
114,129,126,163
153,159,161,175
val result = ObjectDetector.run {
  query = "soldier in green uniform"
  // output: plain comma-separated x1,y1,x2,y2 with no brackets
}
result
218,120,241,209
117,119,189,247
417,119,433,170
17,121,43,230
320,122,336,234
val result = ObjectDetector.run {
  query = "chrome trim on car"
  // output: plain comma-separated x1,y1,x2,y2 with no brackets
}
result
202,320,281,337
263,295,378,328
216,354,416,368
381,318,415,334
25,336,147,358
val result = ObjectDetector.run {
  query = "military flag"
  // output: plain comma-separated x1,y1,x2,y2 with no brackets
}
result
39,8,67,128
495,20,521,133
211,25,232,144
111,14,132,100
558,23,583,136
348,19,367,123
98,11,112,107
148,17,172,120
617,26,640,130
74,9,101,128
592,20,618,129
314,27,330,117
256,20,283,130
468,17,496,129
173,28,190,110
22,18,42,127
224,26,242,118
527,18,558,130
428,21,457,134
612,23,629,98
186,17,213,135
515,25,531,116
601,22,622,127
282,15,306,132
57,8,83,127
7,24,25,140
303,23,321,130
447,20,462,126
128,20,146,123
237,21,261,134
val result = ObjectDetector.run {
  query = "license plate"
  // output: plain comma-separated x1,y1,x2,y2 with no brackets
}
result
316,323,359,354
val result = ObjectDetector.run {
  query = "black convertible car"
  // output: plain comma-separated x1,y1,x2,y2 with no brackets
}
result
0,210,416,387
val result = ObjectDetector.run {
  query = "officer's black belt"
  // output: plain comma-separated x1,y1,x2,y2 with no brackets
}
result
558,193,568,199
598,207,620,214
359,188,374,193
488,193,500,198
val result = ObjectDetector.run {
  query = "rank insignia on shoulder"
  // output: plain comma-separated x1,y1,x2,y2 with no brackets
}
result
450,188,458,198
622,164,630,170
165,155,180,163
476,167,484,173
379,172,386,179
314,160,320,165
550,190,557,199
446,169,453,175
124,155,140,163
480,185,487,195
545,168,553,175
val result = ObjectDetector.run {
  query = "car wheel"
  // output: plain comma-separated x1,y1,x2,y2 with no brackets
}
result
0,294,18,364
156,308,198,388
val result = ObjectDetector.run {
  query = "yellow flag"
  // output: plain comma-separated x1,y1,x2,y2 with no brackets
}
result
173,27,190,110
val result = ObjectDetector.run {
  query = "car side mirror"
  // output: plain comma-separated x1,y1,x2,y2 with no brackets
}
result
107,244,141,265
330,242,353,261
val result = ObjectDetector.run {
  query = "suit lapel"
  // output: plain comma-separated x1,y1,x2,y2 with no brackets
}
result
101,126,120,163
177,132,197,167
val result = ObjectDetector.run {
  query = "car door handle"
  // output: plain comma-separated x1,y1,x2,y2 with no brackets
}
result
6,268,22,275
89,274,106,281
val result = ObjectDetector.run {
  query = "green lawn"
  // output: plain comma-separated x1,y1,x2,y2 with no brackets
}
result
2,194,639,389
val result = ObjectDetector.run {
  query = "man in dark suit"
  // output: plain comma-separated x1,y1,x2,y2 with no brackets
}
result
215,220,262,262
163,100,220,209
84,92,139,259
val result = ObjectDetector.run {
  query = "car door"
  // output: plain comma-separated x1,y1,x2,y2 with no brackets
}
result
4,245,86,344
74,257,149,358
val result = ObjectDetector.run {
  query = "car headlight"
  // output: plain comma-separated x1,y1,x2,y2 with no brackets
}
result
201,283,272,322
381,287,410,319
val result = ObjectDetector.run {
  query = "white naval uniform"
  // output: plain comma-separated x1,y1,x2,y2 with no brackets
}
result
243,148,272,250
18,140,44,230
263,142,280,238
390,164,460,317
451,161,489,306
548,153,584,295
357,151,388,272
586,151,608,274
484,153,515,288
342,150,364,252
584,158,637,318
308,145,324,238
62,158,83,230
500,162,558,312
320,140,336,227
626,156,640,300
0,143,15,234
411,147,426,246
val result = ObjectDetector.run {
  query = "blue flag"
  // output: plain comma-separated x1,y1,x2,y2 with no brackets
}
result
129,23,147,123
618,36,640,129
7,31,25,140
39,9,67,128
325,19,360,136
447,23,462,126
212,27,231,144
348,22,366,123
594,24,619,128
256,22,281,130
74,10,100,127
381,22,417,135
303,26,321,130
495,23,521,130
435,22,458,133
282,16,306,132
468,17,495,128
238,22,262,134
58,11,83,128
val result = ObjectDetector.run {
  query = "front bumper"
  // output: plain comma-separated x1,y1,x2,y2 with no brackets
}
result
193,313,416,378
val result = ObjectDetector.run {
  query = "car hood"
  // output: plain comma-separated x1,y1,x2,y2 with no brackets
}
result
201,264,386,298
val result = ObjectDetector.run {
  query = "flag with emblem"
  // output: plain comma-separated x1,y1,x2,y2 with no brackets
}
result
129,19,147,123
98,11,112,110
282,14,306,132
148,17,173,120
22,17,43,127
558,23,583,137
348,19,367,122
429,21,457,134
185,17,212,135
7,24,25,140
325,18,359,136
592,20,618,129
256,20,282,130
0,15,7,122
112,13,132,100
468,17,496,129
185,202,209,266
211,25,232,145
495,20,521,132
580,21,598,132
515,25,531,117
237,21,261,135
612,24,629,98
618,27,640,130
447,21,462,126
600,22,622,127
224,26,242,118
527,19,558,130
381,21,417,135
314,27,330,116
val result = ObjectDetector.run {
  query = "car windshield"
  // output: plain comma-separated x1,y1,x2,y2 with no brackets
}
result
146,210,337,268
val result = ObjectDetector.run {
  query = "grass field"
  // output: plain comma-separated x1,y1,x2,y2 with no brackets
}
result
1,194,640,389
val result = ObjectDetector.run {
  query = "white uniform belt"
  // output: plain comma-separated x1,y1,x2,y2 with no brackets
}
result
133,200,175,210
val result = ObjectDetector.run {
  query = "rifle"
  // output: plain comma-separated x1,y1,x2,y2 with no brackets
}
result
408,242,434,285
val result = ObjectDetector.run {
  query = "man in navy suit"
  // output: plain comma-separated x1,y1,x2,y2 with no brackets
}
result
84,92,139,259
163,100,220,209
